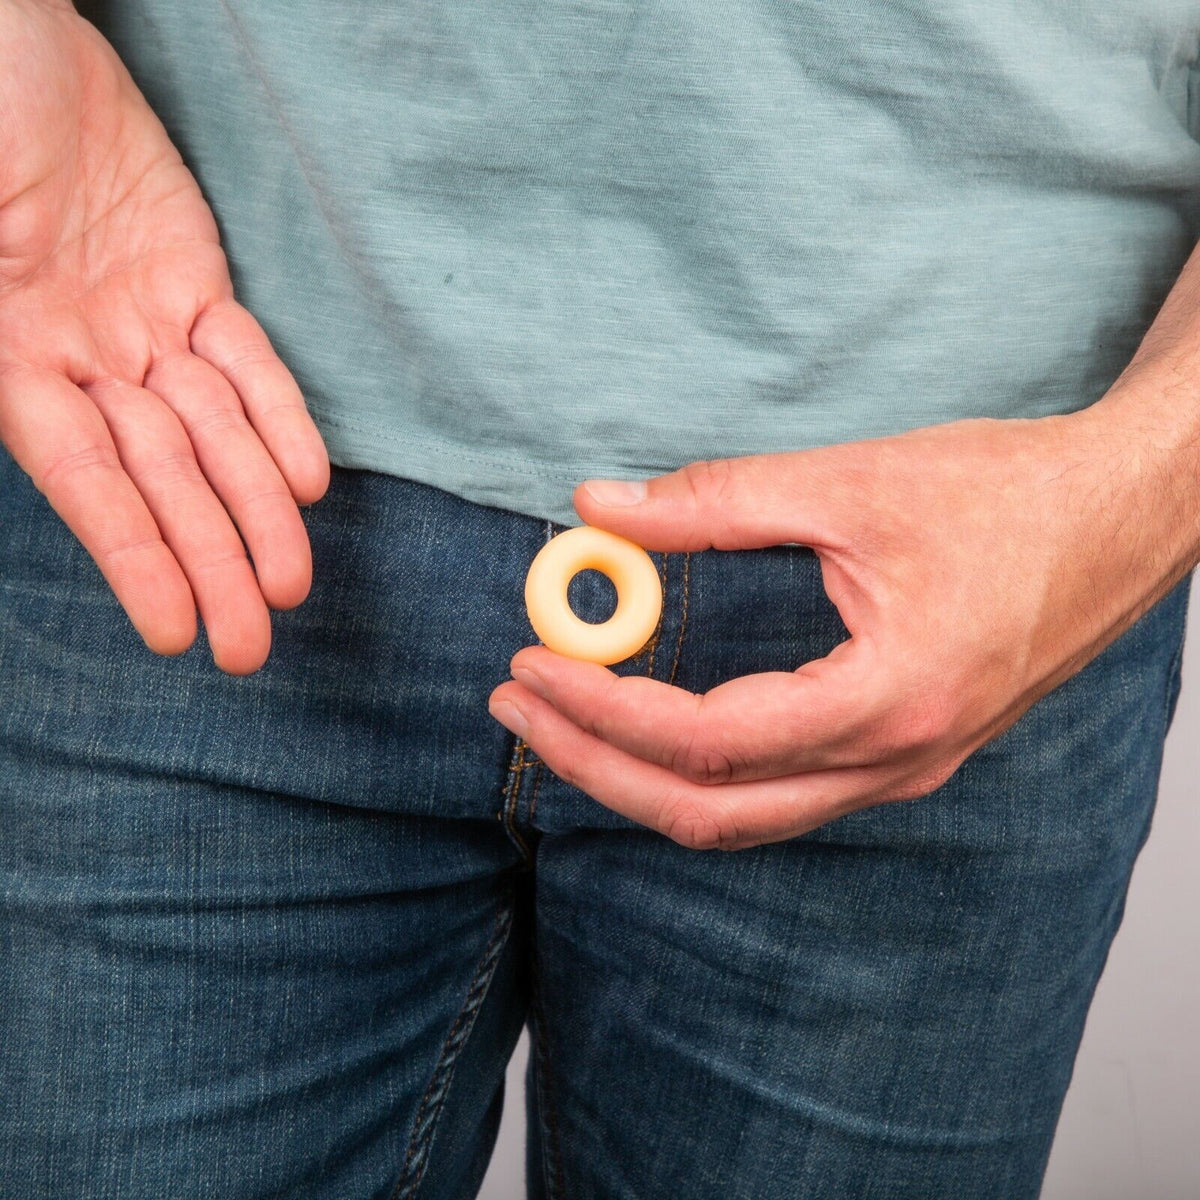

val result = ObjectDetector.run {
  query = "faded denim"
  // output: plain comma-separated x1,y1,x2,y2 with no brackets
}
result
0,449,1190,1199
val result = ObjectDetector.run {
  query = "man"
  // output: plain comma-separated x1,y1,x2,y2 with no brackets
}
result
0,0,1196,1196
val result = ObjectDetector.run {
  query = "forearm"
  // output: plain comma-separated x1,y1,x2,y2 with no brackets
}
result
1077,237,1200,597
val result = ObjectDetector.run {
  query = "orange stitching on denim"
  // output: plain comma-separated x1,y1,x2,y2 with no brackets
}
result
503,740,533,862
528,759,546,826
635,628,658,672
499,519,553,861
644,551,667,679
507,749,542,770
505,744,531,855
668,551,691,687
631,625,659,669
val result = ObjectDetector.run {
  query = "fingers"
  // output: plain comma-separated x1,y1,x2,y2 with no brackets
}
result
189,300,330,506
0,367,197,657
508,638,893,783
488,677,896,849
85,378,272,674
573,451,853,553
142,349,313,611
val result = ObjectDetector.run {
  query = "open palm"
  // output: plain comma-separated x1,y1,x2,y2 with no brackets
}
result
0,2,330,674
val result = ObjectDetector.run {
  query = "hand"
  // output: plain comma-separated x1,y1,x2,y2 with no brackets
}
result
0,1,330,674
489,404,1197,849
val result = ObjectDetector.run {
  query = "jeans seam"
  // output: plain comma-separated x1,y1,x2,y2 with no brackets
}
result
667,551,692,687
528,759,546,826
388,894,515,1200
644,552,668,678
503,740,535,865
500,518,555,851
530,943,568,1200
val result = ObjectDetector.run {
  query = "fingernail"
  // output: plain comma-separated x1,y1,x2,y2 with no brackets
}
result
489,697,530,738
582,479,647,507
511,664,548,698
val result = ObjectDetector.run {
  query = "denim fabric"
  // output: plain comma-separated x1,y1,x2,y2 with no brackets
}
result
0,448,1190,1199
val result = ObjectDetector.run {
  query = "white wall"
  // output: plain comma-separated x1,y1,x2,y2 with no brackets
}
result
480,602,1200,1200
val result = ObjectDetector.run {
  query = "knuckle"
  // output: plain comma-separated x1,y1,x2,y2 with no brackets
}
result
666,696,739,785
667,715,739,782
219,343,279,376
101,534,166,564
141,449,205,489
37,443,120,492
659,791,734,851
679,458,739,549
884,690,955,757
187,406,245,440
671,735,737,786
682,456,736,494
891,757,959,801
236,484,292,513
190,548,252,578
254,399,303,419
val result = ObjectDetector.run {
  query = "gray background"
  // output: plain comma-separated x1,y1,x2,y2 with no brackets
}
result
479,597,1200,1199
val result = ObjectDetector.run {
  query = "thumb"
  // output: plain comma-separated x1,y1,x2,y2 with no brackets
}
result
573,452,832,552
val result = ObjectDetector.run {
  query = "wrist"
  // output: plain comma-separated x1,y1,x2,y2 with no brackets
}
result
1076,370,1200,581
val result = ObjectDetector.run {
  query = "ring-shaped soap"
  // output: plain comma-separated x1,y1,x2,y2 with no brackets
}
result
524,526,663,665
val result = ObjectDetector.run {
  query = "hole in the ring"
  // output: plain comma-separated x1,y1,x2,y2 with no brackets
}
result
567,569,618,625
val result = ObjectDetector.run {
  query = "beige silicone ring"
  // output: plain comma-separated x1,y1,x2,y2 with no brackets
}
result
524,526,663,665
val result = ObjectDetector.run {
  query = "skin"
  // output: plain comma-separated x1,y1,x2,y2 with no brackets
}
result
489,257,1200,849
4,8,1197,846
0,1,330,675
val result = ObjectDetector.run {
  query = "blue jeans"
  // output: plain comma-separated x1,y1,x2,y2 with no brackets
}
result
0,450,1190,1200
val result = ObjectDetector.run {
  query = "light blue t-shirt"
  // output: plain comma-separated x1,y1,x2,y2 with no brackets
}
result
85,1,1200,525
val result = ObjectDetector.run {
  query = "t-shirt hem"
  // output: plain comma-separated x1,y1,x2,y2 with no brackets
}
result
312,410,651,527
